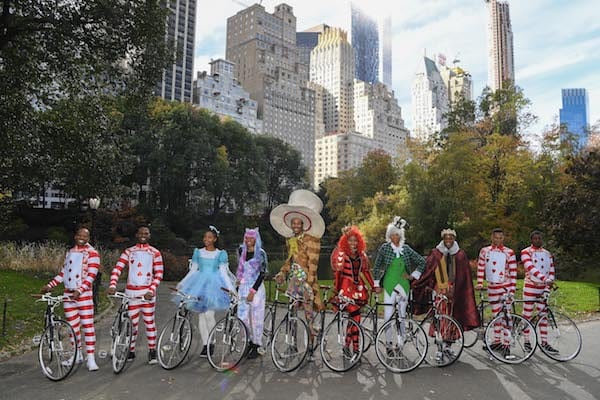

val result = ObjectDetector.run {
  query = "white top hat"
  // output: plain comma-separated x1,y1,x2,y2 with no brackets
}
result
269,189,326,239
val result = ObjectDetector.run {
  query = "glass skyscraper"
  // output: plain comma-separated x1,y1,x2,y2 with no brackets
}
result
560,88,590,149
351,4,379,84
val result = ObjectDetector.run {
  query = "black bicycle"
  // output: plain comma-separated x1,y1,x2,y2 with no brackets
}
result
32,293,78,381
157,287,199,370
108,292,147,374
261,278,285,355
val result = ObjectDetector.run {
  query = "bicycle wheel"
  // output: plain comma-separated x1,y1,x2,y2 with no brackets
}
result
375,318,428,373
262,306,275,346
536,311,582,362
157,315,193,370
111,315,133,374
360,309,376,353
485,313,537,364
38,319,77,381
207,315,249,371
321,315,364,372
270,316,309,372
462,327,480,348
421,314,464,367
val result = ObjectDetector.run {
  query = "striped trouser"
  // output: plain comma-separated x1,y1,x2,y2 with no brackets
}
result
126,288,157,352
522,282,547,342
345,305,362,352
488,283,511,345
63,290,95,355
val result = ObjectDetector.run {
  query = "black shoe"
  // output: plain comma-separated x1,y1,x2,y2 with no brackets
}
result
148,349,157,365
200,345,208,358
127,352,136,361
541,343,559,355
524,341,533,353
246,344,259,360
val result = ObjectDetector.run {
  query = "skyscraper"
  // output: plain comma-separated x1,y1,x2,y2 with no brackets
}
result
560,88,590,149
226,3,316,168
310,27,355,134
411,55,449,141
296,24,330,70
351,3,379,84
156,0,196,102
485,0,514,91
380,17,392,88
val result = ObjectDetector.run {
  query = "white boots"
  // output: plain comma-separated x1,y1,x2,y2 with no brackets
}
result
86,354,99,371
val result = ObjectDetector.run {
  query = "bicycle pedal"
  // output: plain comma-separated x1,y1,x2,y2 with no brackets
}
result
98,350,108,359
32,335,42,345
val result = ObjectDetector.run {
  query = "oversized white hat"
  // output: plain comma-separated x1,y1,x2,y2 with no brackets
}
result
270,189,326,239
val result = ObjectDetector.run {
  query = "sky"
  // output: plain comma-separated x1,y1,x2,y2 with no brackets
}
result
193,0,600,144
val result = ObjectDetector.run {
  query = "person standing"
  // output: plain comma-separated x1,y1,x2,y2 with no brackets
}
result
41,227,100,371
175,226,235,357
108,225,164,364
236,228,268,359
520,231,557,354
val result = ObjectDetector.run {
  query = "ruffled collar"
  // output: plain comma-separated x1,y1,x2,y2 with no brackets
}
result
390,241,404,257
436,241,460,256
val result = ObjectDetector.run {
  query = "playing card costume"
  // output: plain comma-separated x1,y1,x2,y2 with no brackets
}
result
46,243,100,370
110,243,164,356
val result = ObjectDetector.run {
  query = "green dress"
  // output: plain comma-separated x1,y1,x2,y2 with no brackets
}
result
383,256,410,296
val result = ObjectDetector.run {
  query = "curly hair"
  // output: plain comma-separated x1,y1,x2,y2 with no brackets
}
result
337,226,366,255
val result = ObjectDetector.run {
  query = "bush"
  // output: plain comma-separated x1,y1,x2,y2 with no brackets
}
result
162,250,191,281
45,227,70,244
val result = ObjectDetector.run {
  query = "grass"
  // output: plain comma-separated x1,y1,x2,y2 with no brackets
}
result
0,270,110,359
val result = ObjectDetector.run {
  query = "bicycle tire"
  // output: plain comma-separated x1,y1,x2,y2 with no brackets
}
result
157,315,193,370
485,313,537,364
207,315,249,371
321,315,364,372
111,315,133,374
360,308,376,353
375,318,428,373
421,314,464,367
38,319,77,381
536,311,582,362
270,316,309,372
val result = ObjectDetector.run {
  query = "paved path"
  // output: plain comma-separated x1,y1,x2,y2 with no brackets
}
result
1,283,599,400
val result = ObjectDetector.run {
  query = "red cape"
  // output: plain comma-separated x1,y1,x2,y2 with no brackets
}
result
412,248,480,331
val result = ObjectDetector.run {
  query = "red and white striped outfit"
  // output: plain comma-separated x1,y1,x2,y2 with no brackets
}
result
47,244,100,355
110,244,164,352
521,245,555,343
477,245,517,345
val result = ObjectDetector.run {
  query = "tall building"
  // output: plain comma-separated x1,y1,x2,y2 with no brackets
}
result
310,27,355,134
379,17,392,88
351,3,379,84
560,88,590,149
411,55,449,141
439,57,473,104
354,80,408,151
296,24,330,70
226,3,316,168
156,0,196,102
193,59,262,134
486,0,514,91
314,132,377,189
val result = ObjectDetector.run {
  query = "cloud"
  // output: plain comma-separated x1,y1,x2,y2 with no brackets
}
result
193,0,600,137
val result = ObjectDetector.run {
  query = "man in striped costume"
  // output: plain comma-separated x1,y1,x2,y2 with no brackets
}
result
42,227,100,371
520,231,558,354
475,228,517,357
108,225,164,364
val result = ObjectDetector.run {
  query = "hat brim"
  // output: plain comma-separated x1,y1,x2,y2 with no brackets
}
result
270,204,325,239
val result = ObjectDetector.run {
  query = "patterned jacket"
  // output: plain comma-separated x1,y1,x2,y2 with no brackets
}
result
373,242,426,286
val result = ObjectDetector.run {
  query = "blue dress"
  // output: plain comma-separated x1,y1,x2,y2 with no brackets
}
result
174,248,234,312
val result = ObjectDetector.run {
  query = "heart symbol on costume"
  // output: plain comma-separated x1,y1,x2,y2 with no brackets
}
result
68,278,72,281
69,260,72,264
69,268,72,272
499,271,504,276
492,269,496,273
534,259,538,263
146,272,151,277
137,271,142,277
137,262,142,268
76,274,79,278
486,258,489,262
541,258,544,261
492,261,497,265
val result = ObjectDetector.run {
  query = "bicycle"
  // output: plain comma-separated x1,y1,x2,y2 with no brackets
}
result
260,278,284,354
206,287,249,371
481,287,537,364
31,293,78,381
416,288,464,367
359,292,392,353
374,289,428,373
521,286,582,361
107,292,147,374
156,287,199,370
320,293,364,372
